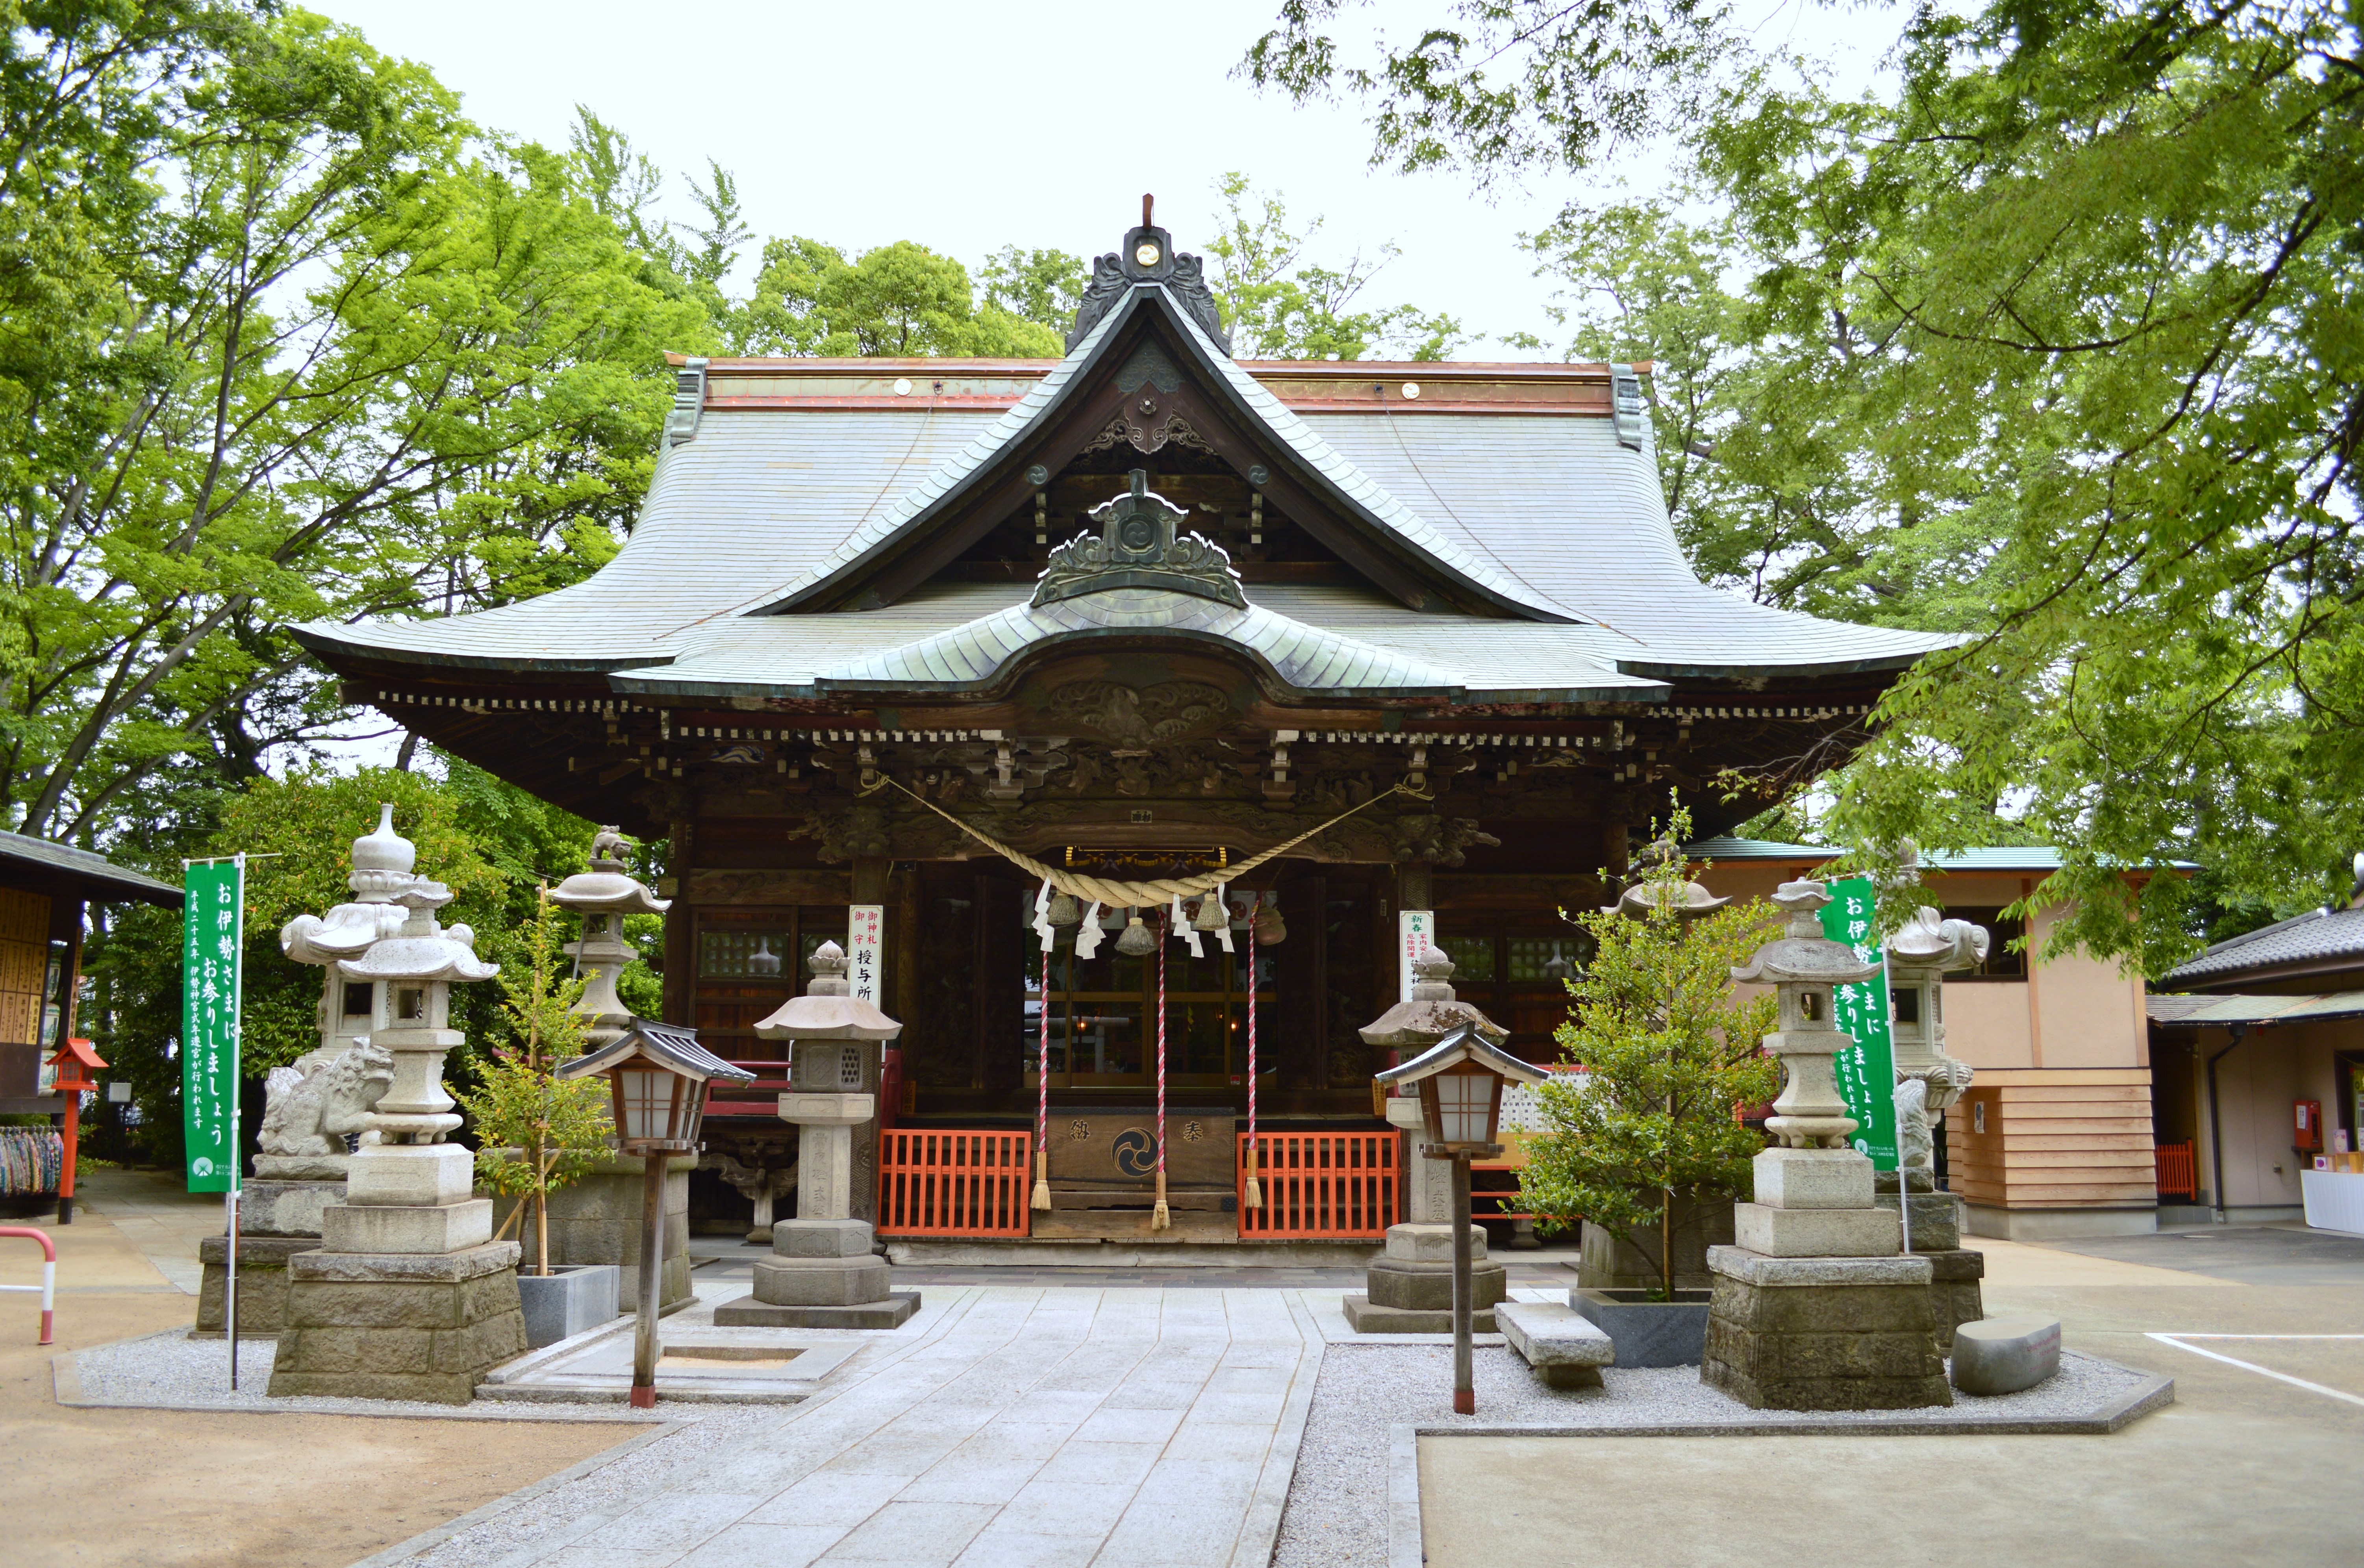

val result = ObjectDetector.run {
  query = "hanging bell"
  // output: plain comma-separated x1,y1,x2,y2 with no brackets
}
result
1251,894,1286,946
1115,909,1158,956
1543,942,1576,982
1192,892,1229,933
1047,890,1081,927
748,936,782,976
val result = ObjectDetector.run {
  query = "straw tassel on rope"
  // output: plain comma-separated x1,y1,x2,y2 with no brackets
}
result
1032,946,1053,1212
1243,910,1262,1210
1152,911,1171,1232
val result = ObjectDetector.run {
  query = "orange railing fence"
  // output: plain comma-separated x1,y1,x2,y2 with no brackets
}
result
877,1130,1033,1237
1236,1131,1400,1239
2156,1139,2199,1202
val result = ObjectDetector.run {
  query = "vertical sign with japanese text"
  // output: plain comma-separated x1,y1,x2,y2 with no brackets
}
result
848,904,884,1005
1818,876,1898,1170
1397,909,1434,1003
182,858,244,1193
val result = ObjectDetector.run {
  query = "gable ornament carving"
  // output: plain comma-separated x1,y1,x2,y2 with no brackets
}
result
1067,217,1232,354
1033,468,1246,610
1042,680,1231,747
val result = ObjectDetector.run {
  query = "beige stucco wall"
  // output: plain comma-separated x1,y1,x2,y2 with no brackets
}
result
1690,861,2149,1073
2186,1018,2360,1211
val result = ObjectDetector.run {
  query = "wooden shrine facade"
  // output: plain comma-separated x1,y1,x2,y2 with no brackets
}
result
298,211,1952,1217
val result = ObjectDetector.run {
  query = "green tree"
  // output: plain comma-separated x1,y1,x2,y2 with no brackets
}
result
1248,0,2364,968
741,237,1061,358
0,8,704,839
463,886,612,1275
1204,172,1468,360
1517,828,1778,1298
978,246,1088,336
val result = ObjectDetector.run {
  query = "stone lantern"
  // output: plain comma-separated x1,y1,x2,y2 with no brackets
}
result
1345,948,1516,1334
714,942,917,1329
269,811,526,1403
548,825,668,1050
1701,876,1950,1410
1880,903,1991,1342
1884,905,1988,1182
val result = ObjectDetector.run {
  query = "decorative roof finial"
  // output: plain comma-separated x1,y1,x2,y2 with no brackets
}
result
1143,192,1154,229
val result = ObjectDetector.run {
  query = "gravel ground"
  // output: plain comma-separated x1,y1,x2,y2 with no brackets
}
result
70,1331,678,1424
1273,1343,2156,1568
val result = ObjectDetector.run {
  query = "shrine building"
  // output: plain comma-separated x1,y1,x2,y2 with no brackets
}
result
295,212,1954,1244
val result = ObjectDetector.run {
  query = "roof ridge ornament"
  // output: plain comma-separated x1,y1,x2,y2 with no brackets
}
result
1033,468,1248,610
1067,194,1232,355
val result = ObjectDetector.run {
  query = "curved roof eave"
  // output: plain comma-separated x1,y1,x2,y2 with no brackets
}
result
744,284,1579,625
289,622,679,676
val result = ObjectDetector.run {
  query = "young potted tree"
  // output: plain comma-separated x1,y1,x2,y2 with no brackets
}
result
465,888,618,1347
1519,813,1778,1365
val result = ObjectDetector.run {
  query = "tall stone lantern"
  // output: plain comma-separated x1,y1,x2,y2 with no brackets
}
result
200,806,408,1336
549,825,667,1051
1881,904,1991,1343
715,942,918,1329
1345,948,1518,1333
1700,877,1950,1410
269,810,527,1403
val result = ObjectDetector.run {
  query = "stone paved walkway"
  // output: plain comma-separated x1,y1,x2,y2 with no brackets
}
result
426,1287,1322,1568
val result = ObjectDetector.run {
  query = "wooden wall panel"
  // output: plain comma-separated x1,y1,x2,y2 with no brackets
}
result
1948,1068,2158,1210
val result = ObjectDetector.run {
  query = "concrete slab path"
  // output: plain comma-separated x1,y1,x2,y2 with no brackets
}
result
397,1286,1324,1568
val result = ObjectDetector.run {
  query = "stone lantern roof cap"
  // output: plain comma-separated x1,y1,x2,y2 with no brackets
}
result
1374,1019,1549,1088
1358,949,1510,1047
752,940,904,1041
560,1018,755,1085
337,927,499,984
550,826,670,915
281,902,408,966
1886,906,1989,972
1602,836,1730,922
1732,876,1878,986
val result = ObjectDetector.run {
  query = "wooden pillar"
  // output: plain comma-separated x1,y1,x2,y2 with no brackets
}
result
1397,862,1434,914
1600,820,1630,879
848,853,891,1224
662,819,694,1026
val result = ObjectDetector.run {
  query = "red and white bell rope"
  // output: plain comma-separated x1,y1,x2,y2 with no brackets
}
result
1243,907,1262,1209
1032,945,1053,1211
1152,910,1171,1231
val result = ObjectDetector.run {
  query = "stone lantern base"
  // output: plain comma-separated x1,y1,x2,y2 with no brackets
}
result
1700,1247,1951,1410
714,1218,920,1330
268,1241,528,1404
1343,1223,1506,1333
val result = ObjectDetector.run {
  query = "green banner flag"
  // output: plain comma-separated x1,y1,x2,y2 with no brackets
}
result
183,857,244,1193
1819,876,1898,1171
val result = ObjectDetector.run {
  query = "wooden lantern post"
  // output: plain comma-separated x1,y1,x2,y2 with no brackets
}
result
560,1020,753,1408
1375,1022,1544,1414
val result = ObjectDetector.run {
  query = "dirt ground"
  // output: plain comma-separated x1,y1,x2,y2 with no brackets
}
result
0,1171,634,1568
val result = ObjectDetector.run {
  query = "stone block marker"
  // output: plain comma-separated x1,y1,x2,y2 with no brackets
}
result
1498,1300,1616,1388
1951,1316,2062,1395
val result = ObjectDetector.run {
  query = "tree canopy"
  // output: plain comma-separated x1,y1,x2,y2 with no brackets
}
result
1249,0,2364,970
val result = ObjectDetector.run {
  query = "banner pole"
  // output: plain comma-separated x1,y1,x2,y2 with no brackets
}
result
228,852,245,1388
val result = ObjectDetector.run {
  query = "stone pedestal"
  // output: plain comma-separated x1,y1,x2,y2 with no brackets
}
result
1923,1247,1986,1353
1701,1247,1951,1410
1700,1150,1951,1410
195,1168,347,1336
195,1235,317,1337
1343,1223,1505,1333
269,1143,528,1403
1576,1194,1736,1291
269,1241,527,1403
488,1153,691,1312
715,1218,919,1329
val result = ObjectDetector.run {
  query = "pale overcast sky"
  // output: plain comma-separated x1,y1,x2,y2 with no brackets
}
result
305,0,1886,354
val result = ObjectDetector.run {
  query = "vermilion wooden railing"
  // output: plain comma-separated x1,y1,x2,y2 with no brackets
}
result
1236,1131,1400,1239
876,1130,1034,1238
2155,1139,2199,1202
